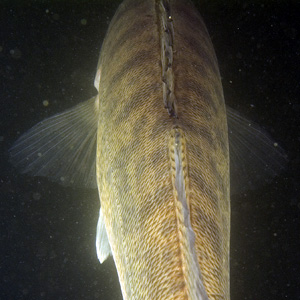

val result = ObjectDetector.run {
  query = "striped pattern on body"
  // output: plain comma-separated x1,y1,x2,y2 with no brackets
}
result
96,0,230,299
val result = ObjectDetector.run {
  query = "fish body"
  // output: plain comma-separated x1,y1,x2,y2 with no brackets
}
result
96,1,229,299
10,0,287,299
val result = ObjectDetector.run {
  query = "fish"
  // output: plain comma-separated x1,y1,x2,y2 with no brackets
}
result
10,0,287,299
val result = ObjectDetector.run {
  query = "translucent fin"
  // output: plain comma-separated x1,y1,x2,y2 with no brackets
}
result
227,106,288,195
94,67,101,92
10,96,99,188
96,208,111,263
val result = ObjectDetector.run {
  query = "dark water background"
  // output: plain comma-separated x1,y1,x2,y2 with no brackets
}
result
1,0,299,299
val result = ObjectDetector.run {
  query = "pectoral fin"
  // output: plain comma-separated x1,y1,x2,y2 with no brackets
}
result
10,96,99,188
227,106,287,194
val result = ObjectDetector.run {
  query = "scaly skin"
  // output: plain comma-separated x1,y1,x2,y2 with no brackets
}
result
96,0,230,299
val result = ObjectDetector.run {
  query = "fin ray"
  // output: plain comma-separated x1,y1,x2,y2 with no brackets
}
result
227,106,287,194
96,208,111,263
10,96,99,188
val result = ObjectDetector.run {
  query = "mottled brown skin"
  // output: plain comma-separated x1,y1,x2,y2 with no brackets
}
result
96,0,229,299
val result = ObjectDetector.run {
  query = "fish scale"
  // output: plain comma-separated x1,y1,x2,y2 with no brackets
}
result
97,0,229,299
10,0,286,299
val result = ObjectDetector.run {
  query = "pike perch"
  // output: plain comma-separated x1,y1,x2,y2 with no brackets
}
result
10,0,286,299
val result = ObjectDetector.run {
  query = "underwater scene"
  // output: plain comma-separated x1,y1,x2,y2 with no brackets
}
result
1,0,299,299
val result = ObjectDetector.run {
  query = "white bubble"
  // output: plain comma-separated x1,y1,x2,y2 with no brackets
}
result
81,18,87,25
43,100,49,107
10,48,22,59
33,192,41,200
